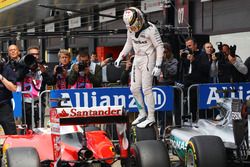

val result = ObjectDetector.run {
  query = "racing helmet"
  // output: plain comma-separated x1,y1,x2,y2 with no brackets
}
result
123,7,144,32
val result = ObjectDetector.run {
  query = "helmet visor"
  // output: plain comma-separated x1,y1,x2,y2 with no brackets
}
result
126,18,142,32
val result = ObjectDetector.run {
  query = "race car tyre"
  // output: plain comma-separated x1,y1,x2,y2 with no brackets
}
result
186,135,227,167
4,147,40,167
135,125,157,141
129,140,170,167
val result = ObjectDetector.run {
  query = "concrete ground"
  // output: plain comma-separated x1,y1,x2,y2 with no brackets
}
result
110,154,180,167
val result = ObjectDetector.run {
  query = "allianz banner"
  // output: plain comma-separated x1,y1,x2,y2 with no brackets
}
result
198,83,250,109
50,86,174,112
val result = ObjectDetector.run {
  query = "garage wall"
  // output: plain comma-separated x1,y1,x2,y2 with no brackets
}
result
191,0,250,35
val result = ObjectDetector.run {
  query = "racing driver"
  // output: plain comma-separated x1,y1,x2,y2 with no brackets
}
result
114,7,164,128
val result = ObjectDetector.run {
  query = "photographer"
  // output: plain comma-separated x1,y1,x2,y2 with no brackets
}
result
227,45,248,82
212,44,247,83
177,37,211,121
199,42,215,83
244,56,250,82
68,51,102,88
0,54,17,135
21,46,53,128
53,49,72,90
27,46,54,90
178,37,203,88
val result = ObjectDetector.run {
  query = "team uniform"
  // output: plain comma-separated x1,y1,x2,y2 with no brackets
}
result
115,7,164,128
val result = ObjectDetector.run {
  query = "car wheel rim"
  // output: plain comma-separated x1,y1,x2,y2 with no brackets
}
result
186,148,195,167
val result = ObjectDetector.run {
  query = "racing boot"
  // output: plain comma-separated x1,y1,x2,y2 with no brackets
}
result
136,111,155,128
131,111,147,126
131,95,147,126
136,117,155,128
137,90,156,128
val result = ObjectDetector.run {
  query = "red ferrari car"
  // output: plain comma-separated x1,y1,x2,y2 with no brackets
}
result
0,105,170,167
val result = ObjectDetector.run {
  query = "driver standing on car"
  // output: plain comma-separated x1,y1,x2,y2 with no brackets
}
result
0,54,17,135
114,7,164,128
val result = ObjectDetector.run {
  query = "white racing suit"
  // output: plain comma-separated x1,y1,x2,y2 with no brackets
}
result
117,22,164,127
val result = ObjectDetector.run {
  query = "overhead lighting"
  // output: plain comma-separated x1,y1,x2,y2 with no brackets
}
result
201,0,211,2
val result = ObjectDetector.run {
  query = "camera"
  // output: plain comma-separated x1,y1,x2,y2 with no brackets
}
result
56,65,64,74
216,42,223,51
214,52,222,60
78,62,89,71
19,54,38,69
107,57,113,63
229,45,236,57
181,48,193,58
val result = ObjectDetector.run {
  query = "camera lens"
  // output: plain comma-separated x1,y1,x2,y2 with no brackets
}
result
78,62,88,71
56,66,63,74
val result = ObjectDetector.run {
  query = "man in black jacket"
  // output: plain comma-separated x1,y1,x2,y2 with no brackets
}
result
0,55,17,134
178,38,211,121
7,44,27,82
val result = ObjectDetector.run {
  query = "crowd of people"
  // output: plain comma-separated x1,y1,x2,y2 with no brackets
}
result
1,37,250,134
0,7,250,135
0,45,112,134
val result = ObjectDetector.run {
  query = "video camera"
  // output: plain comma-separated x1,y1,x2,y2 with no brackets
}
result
180,48,193,58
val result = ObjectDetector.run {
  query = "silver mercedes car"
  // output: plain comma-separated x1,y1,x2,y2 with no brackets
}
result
166,98,250,167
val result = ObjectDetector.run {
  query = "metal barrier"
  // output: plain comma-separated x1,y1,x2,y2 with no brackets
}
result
15,85,185,137
13,90,52,129
38,90,51,128
20,91,40,129
187,82,250,121
187,84,199,120
172,86,184,126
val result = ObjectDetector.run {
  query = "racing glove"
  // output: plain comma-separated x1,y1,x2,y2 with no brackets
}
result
152,66,161,76
114,55,123,68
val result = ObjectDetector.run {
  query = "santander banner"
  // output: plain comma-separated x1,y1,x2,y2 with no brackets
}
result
55,106,124,118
